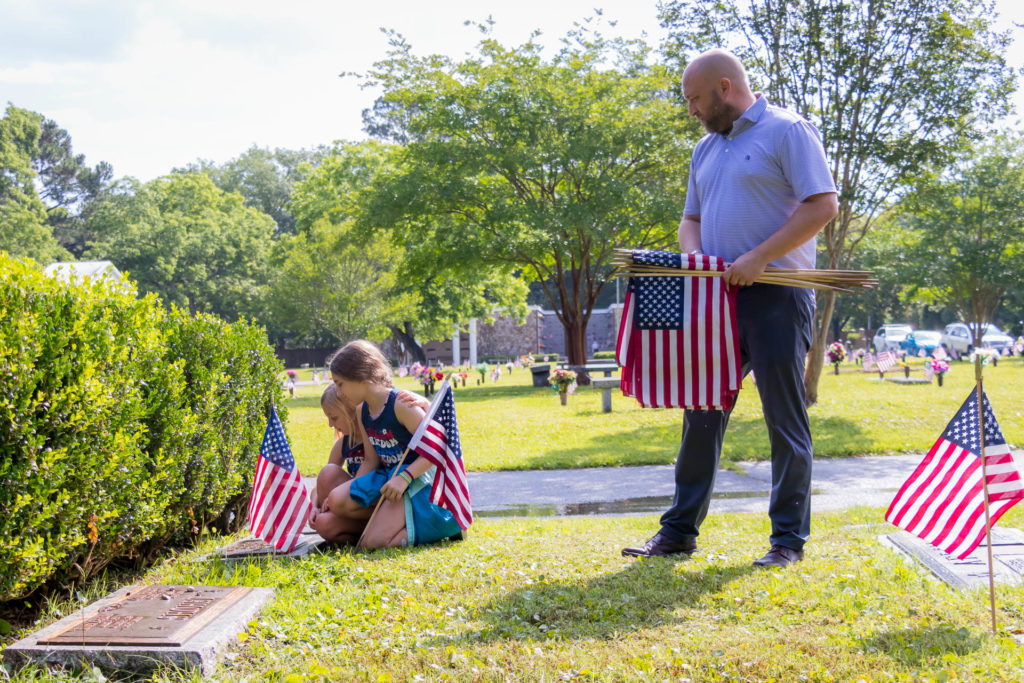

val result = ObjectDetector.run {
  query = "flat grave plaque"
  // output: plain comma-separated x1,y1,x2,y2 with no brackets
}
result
5,583,273,675
37,585,252,647
214,533,325,561
881,527,1024,590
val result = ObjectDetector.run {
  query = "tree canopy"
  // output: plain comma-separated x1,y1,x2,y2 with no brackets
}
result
0,105,68,263
85,173,276,321
356,25,699,363
898,137,1024,335
288,140,527,360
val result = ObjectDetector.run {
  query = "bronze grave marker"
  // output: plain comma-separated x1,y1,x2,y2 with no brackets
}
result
37,585,252,647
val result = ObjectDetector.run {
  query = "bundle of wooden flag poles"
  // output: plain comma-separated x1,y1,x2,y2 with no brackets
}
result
612,248,878,292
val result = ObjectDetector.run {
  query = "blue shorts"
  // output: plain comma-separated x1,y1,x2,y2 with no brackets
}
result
349,464,462,546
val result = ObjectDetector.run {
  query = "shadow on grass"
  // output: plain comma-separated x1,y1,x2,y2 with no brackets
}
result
859,625,984,666
459,560,755,643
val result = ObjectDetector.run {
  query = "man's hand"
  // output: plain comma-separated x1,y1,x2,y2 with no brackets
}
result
723,251,769,287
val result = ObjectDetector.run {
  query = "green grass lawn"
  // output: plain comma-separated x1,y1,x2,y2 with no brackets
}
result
285,358,1024,476
12,508,1024,681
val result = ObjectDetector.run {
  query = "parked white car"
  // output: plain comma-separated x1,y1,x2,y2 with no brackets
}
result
872,324,913,352
941,323,1014,357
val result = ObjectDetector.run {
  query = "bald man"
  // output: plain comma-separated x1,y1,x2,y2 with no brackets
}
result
622,50,838,568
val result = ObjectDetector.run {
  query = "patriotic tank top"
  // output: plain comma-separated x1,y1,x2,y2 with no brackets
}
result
341,434,365,476
361,390,418,469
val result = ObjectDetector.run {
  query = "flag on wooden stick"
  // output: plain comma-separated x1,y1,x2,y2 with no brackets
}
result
886,390,1024,559
248,407,312,552
408,381,473,530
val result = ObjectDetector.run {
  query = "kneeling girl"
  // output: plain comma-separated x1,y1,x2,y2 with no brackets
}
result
324,340,462,548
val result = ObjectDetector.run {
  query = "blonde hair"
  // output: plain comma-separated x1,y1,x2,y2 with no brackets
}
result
329,340,393,387
320,383,344,409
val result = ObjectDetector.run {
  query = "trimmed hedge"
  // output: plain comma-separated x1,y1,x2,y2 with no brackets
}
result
0,255,283,601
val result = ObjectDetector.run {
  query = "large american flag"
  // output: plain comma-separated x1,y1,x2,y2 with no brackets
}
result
248,407,312,552
615,250,740,410
886,390,1024,559
408,381,472,530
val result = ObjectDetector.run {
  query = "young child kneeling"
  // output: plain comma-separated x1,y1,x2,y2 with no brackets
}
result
323,340,462,548
309,384,369,544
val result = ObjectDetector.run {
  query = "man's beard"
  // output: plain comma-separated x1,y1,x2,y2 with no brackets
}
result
701,90,742,134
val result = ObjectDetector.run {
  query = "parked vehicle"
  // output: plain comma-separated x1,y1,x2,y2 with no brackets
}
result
872,324,913,353
899,330,943,356
941,323,1014,357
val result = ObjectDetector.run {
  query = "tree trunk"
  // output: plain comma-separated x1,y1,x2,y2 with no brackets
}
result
804,289,837,406
563,316,591,385
389,322,426,364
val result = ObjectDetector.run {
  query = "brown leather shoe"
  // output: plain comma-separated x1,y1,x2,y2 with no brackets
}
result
622,533,697,558
753,545,804,567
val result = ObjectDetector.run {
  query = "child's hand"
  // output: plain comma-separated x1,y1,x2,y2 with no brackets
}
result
397,391,431,412
380,475,409,501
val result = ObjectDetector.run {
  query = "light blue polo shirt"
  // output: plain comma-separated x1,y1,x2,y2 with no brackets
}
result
683,96,836,270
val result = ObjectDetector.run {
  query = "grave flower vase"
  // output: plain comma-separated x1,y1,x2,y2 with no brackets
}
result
937,373,944,387
904,366,910,378
833,363,839,375
559,389,568,406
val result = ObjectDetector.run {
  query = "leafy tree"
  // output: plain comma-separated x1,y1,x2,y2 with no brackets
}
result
265,219,412,347
897,137,1024,340
659,0,1016,402
32,116,114,257
288,141,527,361
356,25,697,364
181,146,325,235
0,105,67,262
85,173,275,321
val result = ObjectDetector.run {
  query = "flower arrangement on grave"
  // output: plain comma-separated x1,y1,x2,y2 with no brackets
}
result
967,348,999,366
286,369,297,378
549,368,577,405
474,362,488,384
410,363,443,396
826,341,847,374
929,358,950,386
898,355,913,378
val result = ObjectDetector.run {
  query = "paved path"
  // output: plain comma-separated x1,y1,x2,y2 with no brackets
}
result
305,454,938,518
466,454,926,517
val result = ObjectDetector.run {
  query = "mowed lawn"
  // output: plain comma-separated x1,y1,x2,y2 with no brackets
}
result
283,358,1024,475
21,507,1024,681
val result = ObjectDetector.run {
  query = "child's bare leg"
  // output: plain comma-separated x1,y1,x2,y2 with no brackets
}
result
311,509,364,544
317,464,352,505
324,480,373,520
358,499,408,549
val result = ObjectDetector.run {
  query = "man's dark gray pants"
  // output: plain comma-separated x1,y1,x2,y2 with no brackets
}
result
659,283,816,551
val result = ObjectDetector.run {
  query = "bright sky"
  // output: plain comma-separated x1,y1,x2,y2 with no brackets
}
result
2,0,1021,182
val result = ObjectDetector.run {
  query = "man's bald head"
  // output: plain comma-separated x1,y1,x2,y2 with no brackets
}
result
681,49,755,135
683,49,750,92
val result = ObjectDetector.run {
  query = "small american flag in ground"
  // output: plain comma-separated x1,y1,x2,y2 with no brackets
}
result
408,381,472,530
248,407,312,552
862,352,876,372
876,351,897,373
615,250,740,410
886,390,1024,559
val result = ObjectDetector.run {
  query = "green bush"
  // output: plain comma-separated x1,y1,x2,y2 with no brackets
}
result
0,255,282,600
593,350,616,359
